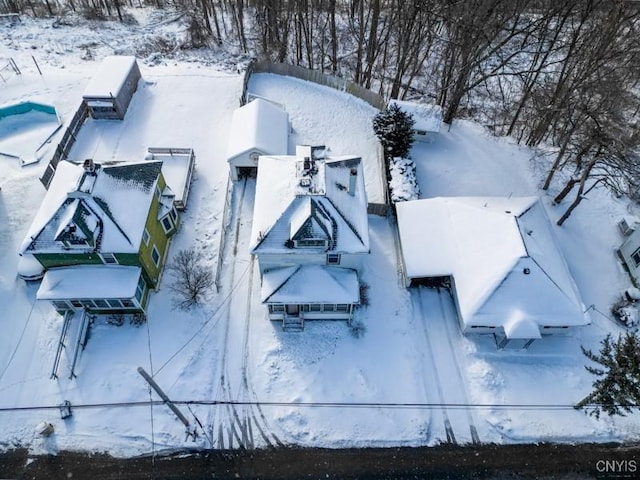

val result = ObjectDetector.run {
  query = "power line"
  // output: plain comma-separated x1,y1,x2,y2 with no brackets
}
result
0,399,636,413
154,263,250,377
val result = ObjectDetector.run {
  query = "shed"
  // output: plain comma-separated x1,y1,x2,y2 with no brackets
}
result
83,56,141,120
226,98,289,181
388,99,442,142
396,197,589,345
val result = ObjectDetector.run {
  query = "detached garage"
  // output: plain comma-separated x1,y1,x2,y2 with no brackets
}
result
396,197,590,347
83,56,141,120
226,98,289,181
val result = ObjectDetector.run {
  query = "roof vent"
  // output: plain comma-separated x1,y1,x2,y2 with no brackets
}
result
523,268,530,275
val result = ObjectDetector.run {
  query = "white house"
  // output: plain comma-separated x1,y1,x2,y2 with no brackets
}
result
226,98,289,181
389,99,442,142
396,196,589,348
250,145,370,329
619,226,640,285
82,56,141,120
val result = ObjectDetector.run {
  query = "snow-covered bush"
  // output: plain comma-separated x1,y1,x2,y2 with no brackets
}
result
612,298,639,328
388,157,420,203
372,104,415,159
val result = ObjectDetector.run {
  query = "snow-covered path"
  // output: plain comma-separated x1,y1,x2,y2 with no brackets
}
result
411,287,480,445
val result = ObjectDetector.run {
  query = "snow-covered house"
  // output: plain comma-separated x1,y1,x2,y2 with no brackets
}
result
389,99,442,142
396,197,589,348
19,158,179,314
226,98,289,181
618,226,640,285
82,56,141,120
250,145,369,328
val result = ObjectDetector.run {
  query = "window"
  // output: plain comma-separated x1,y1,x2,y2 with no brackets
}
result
161,216,173,233
336,304,349,312
107,299,123,309
52,300,71,311
93,299,109,309
142,228,150,246
151,245,160,266
323,304,336,312
170,207,178,222
632,248,640,266
270,304,285,313
71,300,83,308
121,299,136,308
326,254,341,265
309,304,321,312
155,185,161,199
80,299,94,308
135,277,146,302
296,239,326,247
100,253,118,264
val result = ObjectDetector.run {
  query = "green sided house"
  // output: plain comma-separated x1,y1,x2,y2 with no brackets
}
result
19,158,179,314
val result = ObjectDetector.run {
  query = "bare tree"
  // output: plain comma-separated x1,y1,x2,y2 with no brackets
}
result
167,248,214,310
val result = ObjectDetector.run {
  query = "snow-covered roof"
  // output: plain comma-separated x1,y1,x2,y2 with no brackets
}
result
83,56,138,99
250,146,369,254
21,160,162,255
226,98,289,162
37,265,142,299
389,99,442,133
261,265,359,304
396,197,589,335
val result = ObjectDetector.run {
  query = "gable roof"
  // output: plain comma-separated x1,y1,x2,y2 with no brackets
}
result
261,265,359,304
389,99,442,133
396,197,589,335
21,160,162,255
250,147,369,254
83,55,138,99
226,98,289,162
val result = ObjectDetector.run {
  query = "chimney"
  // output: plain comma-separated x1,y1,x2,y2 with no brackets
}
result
83,158,96,174
348,168,357,196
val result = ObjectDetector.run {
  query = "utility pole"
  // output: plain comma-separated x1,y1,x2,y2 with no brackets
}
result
137,366,195,439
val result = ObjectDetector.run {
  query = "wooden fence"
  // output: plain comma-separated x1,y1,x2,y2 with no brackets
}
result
240,60,386,110
40,102,89,188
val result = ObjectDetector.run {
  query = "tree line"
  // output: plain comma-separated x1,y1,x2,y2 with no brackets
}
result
4,0,640,222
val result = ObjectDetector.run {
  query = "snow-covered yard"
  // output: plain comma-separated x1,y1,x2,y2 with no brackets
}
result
0,16,639,457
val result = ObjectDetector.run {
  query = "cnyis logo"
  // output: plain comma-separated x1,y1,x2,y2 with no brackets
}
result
596,459,637,474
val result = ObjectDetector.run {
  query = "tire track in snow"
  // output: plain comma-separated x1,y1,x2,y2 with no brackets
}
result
413,286,480,444
213,178,283,449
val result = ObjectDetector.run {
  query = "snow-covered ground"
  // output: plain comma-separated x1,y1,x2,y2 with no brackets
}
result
0,14,638,457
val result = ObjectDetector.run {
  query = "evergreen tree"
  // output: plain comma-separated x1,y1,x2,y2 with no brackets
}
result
372,104,415,159
575,333,640,418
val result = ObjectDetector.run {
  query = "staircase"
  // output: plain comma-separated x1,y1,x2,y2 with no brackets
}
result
282,313,304,331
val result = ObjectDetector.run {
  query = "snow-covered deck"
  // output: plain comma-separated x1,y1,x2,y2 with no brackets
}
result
145,147,195,210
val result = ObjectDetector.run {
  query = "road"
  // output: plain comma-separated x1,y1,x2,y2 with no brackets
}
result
2,443,638,479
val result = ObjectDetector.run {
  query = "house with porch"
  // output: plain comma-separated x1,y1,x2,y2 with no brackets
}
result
19,158,179,315
250,145,370,329
396,196,589,348
618,223,640,286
